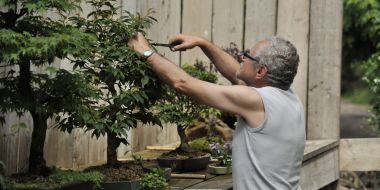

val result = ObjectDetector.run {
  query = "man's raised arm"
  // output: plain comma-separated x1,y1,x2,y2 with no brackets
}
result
169,34,243,85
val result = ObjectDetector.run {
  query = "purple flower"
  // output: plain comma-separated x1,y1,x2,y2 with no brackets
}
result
209,142,220,151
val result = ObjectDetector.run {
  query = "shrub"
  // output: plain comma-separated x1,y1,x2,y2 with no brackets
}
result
140,168,167,190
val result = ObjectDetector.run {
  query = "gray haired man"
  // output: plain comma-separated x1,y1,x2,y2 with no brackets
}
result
129,33,306,190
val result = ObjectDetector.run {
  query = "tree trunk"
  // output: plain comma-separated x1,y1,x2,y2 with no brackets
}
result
28,113,48,174
18,61,48,174
107,132,120,165
177,125,188,151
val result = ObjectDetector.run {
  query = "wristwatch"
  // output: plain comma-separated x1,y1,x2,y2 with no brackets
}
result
142,50,154,60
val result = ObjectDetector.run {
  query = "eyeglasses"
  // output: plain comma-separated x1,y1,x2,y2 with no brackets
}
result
238,50,260,63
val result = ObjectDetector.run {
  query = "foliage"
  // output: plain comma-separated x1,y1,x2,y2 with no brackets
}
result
362,54,380,131
188,136,223,151
61,0,163,164
209,142,232,167
155,61,218,150
0,0,98,173
342,0,379,95
343,0,380,131
140,168,167,190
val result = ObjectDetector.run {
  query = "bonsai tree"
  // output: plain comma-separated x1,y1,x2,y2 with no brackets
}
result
0,0,98,174
61,0,164,165
155,61,219,151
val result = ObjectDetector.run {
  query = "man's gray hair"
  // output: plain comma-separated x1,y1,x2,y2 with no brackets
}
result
256,37,299,90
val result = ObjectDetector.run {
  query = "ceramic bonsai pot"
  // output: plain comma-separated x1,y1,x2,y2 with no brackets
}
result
207,164,232,175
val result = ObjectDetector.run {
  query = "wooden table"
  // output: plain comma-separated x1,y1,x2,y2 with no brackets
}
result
169,172,232,190
120,139,339,190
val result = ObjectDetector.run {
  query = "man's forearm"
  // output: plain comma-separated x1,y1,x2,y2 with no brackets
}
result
197,39,241,84
146,53,191,88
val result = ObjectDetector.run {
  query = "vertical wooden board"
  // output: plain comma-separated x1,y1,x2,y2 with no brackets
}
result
88,130,99,164
99,135,107,163
117,129,133,159
80,1,93,17
213,0,244,49
136,0,181,65
300,148,339,190
44,125,59,167
56,130,73,169
276,0,310,110
340,138,380,171
121,0,137,14
307,0,342,140
244,0,277,49
86,130,107,167
72,129,90,169
213,0,244,85
2,113,17,175
16,113,33,173
0,112,33,175
181,0,213,65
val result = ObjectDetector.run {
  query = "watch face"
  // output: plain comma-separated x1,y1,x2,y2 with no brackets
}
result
144,50,153,57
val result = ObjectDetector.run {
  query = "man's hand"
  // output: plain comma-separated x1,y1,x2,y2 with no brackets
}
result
169,34,204,51
128,32,152,55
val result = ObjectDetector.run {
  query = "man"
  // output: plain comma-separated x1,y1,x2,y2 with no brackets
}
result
128,33,306,190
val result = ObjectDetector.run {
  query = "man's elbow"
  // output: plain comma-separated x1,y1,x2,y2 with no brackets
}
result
172,79,190,93
172,78,192,94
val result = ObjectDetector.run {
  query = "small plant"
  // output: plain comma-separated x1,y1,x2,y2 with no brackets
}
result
209,142,232,166
140,168,168,190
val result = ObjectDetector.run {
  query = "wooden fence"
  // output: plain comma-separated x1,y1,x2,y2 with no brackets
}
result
0,0,342,175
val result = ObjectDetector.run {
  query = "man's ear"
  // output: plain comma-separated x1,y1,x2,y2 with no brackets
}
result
256,65,268,79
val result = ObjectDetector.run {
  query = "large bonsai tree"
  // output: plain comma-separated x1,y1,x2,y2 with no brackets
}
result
61,0,164,165
0,0,97,174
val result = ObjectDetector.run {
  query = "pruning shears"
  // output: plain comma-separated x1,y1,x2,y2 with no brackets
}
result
151,43,186,51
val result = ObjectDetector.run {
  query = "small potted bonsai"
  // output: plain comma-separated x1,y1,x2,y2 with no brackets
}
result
208,142,232,175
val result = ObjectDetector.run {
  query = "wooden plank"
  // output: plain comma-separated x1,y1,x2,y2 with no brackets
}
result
136,0,181,65
307,0,342,139
17,113,33,173
0,112,33,175
187,174,232,189
121,0,137,14
56,129,74,169
213,0,244,49
131,123,179,152
300,147,339,190
169,178,205,190
303,139,339,161
340,138,380,171
276,0,310,111
244,0,277,49
181,0,212,65
212,0,244,85
45,119,60,167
